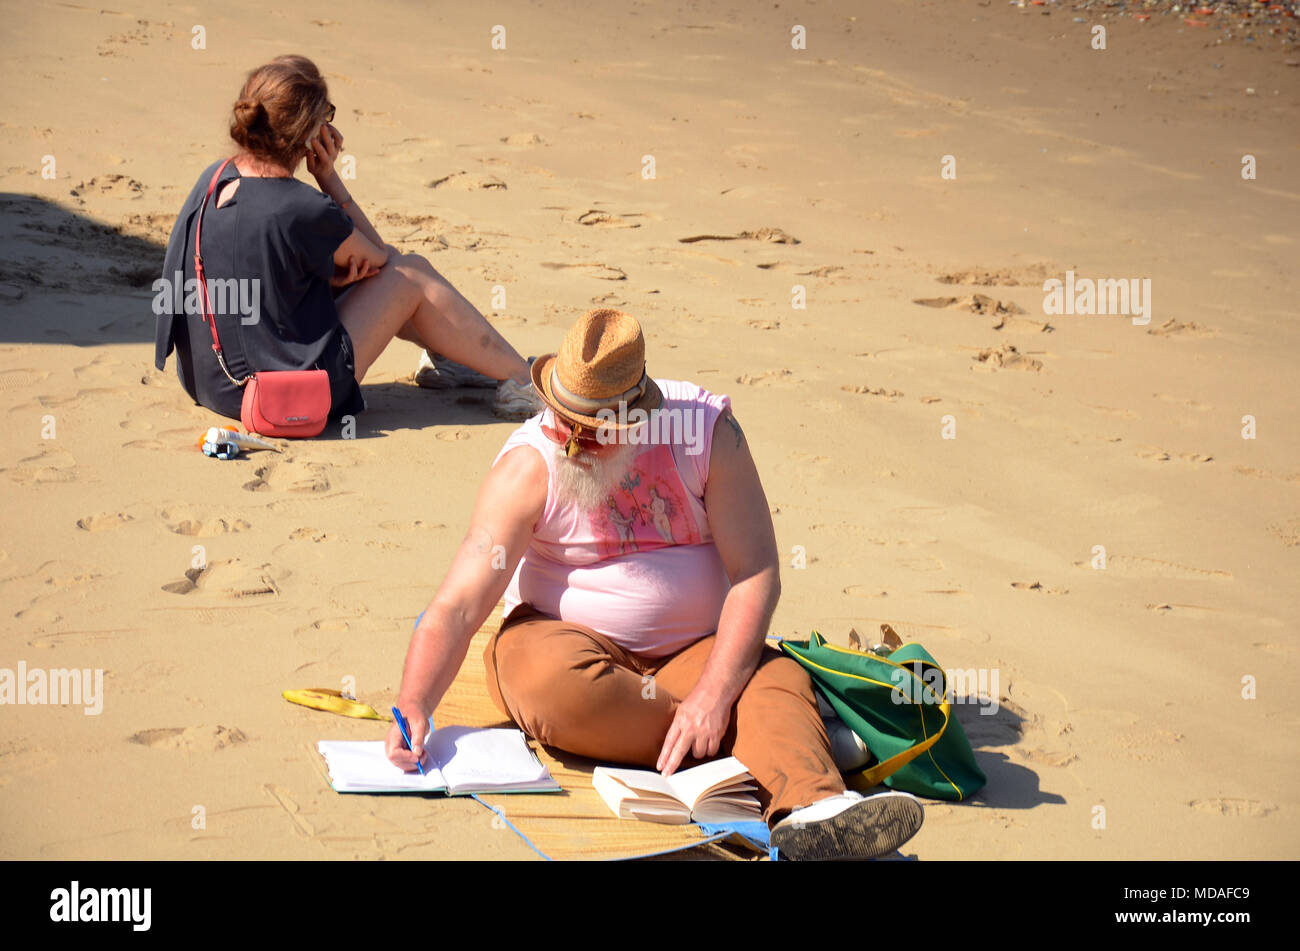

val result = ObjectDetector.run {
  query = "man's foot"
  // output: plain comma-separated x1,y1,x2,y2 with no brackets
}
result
414,350,499,389
493,376,544,421
770,790,923,861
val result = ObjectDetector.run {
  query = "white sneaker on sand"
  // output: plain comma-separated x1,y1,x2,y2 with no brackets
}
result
770,789,924,861
414,350,499,389
492,376,543,421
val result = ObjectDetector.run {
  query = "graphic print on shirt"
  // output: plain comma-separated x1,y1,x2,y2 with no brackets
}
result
592,444,702,558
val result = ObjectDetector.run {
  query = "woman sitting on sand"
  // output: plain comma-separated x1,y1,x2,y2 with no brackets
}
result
153,54,540,424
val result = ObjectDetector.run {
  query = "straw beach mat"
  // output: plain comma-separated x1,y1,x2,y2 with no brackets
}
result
434,604,762,861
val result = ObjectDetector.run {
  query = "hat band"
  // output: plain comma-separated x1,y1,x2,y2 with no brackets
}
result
550,367,648,418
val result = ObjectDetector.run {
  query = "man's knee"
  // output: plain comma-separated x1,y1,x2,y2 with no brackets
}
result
739,651,818,705
491,626,616,714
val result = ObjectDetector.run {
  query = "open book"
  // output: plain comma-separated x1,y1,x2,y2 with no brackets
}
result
592,756,761,824
318,725,560,795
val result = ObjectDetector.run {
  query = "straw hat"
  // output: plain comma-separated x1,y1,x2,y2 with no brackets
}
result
530,309,663,430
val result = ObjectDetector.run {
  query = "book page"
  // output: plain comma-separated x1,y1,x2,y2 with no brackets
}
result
664,756,752,810
317,741,447,792
430,726,554,793
593,765,680,801
592,769,690,822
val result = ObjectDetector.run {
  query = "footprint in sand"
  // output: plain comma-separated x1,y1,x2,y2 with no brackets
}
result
913,294,1046,331
736,369,797,387
747,319,781,330
287,527,336,543
972,344,1042,372
1010,580,1068,595
4,445,81,485
75,512,133,532
936,264,1051,287
1188,798,1276,818
428,171,507,191
843,585,888,599
161,558,285,598
1234,465,1300,484
1148,319,1216,338
569,209,642,229
1136,447,1213,464
540,261,627,281
435,429,471,441
243,457,331,493
1072,553,1231,580
841,384,903,400
72,354,121,381
68,174,144,199
0,368,50,391
129,725,247,751
797,265,845,279
161,505,250,537
500,132,544,146
378,519,446,532
678,227,799,245
1146,603,1219,618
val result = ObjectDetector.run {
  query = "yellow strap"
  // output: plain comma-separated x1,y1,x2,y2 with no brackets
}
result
784,643,961,795
848,700,949,790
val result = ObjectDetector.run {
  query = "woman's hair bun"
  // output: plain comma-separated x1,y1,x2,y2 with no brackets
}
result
232,98,265,126
228,56,330,170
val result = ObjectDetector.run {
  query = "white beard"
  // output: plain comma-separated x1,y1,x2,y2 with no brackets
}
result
551,440,639,512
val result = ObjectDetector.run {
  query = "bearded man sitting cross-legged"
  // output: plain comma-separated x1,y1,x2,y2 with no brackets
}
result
386,308,924,860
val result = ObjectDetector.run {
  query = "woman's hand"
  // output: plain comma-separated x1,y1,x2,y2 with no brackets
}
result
305,122,344,187
330,254,380,287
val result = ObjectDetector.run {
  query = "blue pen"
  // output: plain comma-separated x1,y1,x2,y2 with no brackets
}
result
391,706,425,775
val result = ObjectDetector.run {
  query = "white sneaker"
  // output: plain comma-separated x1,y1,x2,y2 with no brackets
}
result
492,376,543,421
414,350,499,389
825,717,872,772
770,789,924,861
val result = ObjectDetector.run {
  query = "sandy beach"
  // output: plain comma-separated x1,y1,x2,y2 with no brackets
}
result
1,0,1297,860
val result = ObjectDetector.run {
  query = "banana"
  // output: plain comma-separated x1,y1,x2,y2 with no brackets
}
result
282,688,390,721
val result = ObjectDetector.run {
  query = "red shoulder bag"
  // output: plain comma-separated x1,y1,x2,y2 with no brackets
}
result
194,158,331,438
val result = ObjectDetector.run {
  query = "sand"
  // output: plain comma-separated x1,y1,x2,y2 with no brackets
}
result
0,0,1296,859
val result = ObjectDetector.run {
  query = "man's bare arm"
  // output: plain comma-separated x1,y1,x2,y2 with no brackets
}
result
657,407,781,774
387,447,545,769
695,408,781,709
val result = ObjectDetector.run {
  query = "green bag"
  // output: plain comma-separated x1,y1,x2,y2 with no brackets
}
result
778,631,987,802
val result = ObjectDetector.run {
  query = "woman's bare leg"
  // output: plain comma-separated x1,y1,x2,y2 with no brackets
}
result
336,251,529,384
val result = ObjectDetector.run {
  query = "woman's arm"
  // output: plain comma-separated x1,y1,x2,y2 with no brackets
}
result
305,123,388,258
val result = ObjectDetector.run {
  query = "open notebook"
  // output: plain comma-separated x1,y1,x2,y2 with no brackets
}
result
592,755,761,824
318,725,560,795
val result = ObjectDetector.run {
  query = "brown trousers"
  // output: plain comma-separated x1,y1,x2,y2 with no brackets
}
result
484,603,845,826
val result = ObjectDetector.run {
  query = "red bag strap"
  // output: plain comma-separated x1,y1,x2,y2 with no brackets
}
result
194,158,250,387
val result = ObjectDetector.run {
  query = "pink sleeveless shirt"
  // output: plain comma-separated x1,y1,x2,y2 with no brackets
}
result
492,379,733,658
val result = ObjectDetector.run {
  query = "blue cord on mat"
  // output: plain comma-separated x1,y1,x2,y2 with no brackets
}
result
470,794,553,861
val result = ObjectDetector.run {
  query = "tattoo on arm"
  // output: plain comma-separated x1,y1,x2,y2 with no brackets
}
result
723,411,744,448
